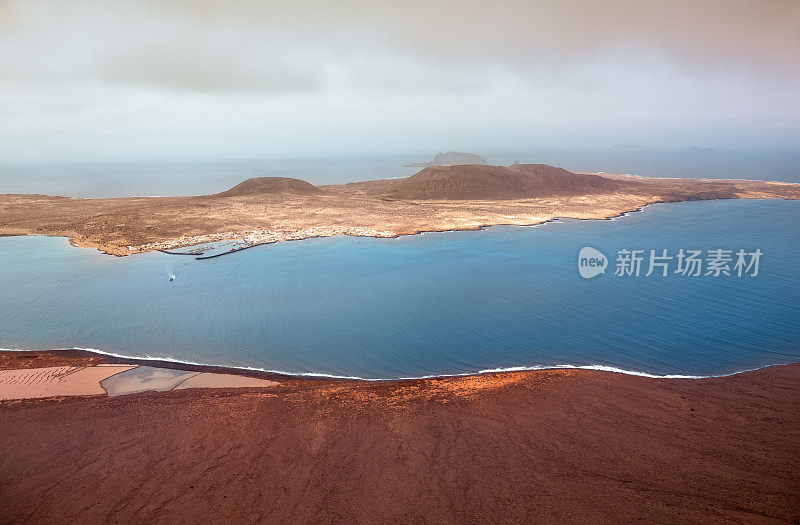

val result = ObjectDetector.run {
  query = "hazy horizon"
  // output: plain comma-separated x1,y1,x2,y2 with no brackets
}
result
1,0,799,162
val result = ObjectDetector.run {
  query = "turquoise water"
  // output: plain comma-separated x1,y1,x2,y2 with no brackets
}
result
1,199,798,379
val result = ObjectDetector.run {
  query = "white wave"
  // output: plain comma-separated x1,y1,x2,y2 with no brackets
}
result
0,346,783,382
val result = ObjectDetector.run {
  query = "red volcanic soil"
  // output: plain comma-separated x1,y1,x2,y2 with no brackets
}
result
1,363,799,523
212,176,325,197
386,164,622,200
0,349,110,369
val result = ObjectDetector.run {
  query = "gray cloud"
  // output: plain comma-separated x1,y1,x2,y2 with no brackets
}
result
99,49,321,94
149,0,800,73
2,0,798,92
0,0,797,161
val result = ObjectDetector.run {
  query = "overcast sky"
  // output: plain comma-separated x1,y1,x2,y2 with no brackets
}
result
1,0,798,162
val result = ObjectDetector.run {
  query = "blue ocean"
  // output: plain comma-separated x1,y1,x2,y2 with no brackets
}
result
1,199,798,379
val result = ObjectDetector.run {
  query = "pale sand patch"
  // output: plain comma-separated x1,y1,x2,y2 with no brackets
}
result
173,372,279,390
0,365,279,400
0,365,136,400
101,366,199,396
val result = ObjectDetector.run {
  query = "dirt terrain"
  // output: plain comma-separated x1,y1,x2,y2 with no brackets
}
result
1,352,798,523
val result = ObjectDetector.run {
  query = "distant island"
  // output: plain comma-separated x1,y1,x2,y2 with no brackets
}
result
406,151,489,167
1,163,798,256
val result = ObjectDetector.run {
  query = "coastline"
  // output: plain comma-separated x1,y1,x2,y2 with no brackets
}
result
5,195,797,260
3,171,799,256
39,194,800,257
150,198,729,260
0,348,788,384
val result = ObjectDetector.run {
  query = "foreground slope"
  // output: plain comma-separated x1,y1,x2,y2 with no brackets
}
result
0,354,798,523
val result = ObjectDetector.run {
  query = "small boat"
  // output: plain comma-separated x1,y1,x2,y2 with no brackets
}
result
169,274,176,281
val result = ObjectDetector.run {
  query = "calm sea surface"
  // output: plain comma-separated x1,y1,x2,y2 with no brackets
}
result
1,199,798,379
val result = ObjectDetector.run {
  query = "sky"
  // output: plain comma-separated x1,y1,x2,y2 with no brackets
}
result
1,0,799,162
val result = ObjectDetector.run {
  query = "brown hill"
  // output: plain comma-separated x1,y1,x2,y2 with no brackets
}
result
386,164,622,200
213,177,324,197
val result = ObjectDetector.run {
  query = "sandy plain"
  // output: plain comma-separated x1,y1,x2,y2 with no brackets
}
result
1,170,798,256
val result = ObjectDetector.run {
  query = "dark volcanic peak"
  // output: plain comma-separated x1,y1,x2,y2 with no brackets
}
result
214,177,324,197
386,164,621,200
